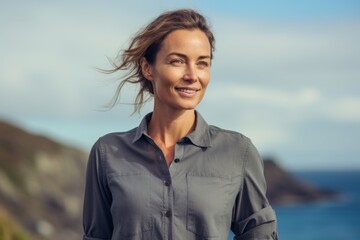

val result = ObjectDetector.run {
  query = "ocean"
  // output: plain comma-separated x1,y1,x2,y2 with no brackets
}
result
228,171,360,240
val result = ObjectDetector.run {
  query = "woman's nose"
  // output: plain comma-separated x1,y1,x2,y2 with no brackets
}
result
183,64,198,82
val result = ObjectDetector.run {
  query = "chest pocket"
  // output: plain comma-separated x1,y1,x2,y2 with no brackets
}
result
186,173,232,238
109,173,152,238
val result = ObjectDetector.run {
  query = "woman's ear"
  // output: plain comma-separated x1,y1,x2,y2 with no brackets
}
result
140,57,153,81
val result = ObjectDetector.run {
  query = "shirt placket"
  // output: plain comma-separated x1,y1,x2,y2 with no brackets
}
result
159,142,185,240
158,151,172,240
168,142,185,239
146,135,186,240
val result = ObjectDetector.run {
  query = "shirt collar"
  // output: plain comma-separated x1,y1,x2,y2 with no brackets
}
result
132,112,152,143
132,111,211,148
185,111,211,148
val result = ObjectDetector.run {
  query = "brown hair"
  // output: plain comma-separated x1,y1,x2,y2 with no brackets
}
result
103,9,215,113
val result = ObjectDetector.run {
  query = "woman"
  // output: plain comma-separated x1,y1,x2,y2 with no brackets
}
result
83,9,277,240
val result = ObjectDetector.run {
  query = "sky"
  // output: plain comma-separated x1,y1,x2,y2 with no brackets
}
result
1,0,359,170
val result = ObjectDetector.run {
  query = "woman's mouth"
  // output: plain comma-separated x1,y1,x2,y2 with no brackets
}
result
175,87,199,97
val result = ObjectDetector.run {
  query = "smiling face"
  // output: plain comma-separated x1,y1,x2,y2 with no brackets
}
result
141,29,211,112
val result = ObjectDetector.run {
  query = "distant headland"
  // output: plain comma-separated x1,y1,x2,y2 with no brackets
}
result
264,157,340,205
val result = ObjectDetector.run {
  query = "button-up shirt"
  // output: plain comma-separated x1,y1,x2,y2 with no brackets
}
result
83,112,277,240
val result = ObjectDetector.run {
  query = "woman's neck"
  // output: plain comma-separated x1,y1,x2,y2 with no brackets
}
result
147,108,196,165
148,109,196,147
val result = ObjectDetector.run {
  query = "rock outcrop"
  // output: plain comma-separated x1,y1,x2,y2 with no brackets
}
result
0,120,87,240
264,158,339,205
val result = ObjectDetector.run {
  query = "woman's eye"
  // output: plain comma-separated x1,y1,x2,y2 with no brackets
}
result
197,61,210,68
170,59,184,65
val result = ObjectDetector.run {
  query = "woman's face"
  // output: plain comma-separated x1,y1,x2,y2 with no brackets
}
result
142,29,211,112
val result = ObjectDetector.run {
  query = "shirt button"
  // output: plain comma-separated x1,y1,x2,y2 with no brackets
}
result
174,158,180,163
165,210,171,218
164,180,170,186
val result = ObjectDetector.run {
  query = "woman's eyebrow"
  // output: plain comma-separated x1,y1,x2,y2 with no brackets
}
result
167,52,211,60
167,52,187,58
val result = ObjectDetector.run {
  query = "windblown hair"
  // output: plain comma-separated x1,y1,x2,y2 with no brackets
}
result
102,9,215,113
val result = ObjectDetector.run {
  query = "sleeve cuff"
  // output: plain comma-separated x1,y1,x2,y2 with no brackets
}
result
83,235,110,240
232,206,277,239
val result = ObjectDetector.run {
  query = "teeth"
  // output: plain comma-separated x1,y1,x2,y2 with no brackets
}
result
177,88,196,93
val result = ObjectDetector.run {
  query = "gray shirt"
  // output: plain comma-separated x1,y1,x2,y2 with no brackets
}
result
83,112,277,240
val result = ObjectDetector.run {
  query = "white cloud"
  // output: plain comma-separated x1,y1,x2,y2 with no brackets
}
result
0,2,144,118
212,17,360,90
207,83,360,123
237,123,290,151
209,85,320,108
326,97,360,122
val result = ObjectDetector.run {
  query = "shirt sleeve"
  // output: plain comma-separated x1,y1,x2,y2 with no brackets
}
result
83,139,113,240
231,139,278,240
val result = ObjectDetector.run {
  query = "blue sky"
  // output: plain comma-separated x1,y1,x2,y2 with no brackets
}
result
1,0,359,170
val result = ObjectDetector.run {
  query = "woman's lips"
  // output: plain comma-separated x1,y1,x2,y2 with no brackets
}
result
175,87,199,97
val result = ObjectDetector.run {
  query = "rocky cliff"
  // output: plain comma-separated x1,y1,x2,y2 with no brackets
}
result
264,158,338,204
0,119,338,239
0,120,87,240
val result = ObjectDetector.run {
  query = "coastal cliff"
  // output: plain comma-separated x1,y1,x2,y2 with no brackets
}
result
264,158,338,205
0,120,87,240
0,119,338,239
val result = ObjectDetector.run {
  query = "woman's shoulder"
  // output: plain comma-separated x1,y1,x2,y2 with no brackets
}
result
93,127,138,147
103,127,137,138
208,124,251,142
205,125,256,155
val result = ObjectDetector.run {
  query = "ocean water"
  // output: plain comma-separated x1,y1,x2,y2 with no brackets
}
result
228,171,360,240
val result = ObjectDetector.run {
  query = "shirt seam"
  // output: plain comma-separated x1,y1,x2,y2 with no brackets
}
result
97,137,108,188
239,137,250,198
209,125,246,136
232,137,250,238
